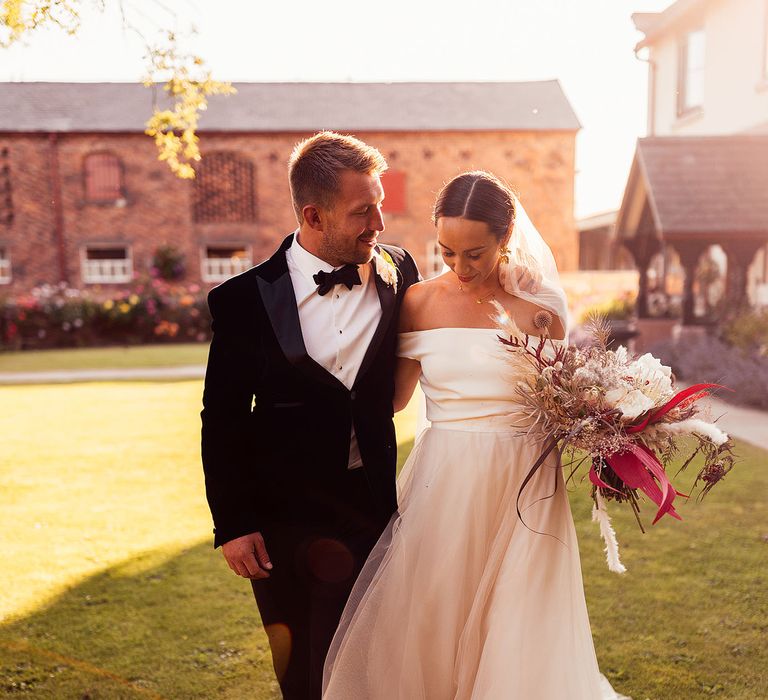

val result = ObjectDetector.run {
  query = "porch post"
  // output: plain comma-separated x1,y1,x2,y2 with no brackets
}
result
622,235,661,319
722,240,763,311
672,241,707,326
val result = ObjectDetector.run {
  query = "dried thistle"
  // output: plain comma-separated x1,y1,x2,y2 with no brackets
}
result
533,309,553,333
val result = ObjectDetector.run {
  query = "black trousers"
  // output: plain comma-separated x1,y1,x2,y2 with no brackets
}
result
251,468,386,700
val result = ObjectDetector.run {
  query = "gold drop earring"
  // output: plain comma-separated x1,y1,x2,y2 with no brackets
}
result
499,247,510,264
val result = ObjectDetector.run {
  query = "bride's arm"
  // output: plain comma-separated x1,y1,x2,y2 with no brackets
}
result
393,284,423,413
394,358,421,413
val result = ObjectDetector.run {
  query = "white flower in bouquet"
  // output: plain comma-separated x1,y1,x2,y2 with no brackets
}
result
612,345,629,364
600,352,675,420
572,358,608,388
628,353,674,404
604,387,656,421
573,347,632,394
572,365,598,386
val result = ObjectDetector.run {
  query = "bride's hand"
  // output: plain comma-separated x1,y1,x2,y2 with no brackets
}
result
222,531,273,579
501,260,542,294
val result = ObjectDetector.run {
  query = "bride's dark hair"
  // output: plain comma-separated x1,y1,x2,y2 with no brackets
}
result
432,171,516,241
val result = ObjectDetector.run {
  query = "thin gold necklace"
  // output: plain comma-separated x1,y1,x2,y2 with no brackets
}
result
458,283,496,304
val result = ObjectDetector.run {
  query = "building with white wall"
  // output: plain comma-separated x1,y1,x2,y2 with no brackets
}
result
615,0,768,321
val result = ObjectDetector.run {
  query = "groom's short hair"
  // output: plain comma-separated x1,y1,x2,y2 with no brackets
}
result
289,131,388,222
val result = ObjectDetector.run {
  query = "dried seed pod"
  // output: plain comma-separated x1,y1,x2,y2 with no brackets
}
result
533,309,553,331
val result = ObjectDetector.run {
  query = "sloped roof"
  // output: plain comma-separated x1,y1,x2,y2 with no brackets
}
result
577,210,617,231
626,135,768,238
0,81,581,133
632,0,708,50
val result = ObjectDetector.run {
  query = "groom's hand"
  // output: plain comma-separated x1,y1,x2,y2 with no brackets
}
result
221,532,273,580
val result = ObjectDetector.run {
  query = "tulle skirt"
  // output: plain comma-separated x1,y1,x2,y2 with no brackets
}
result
323,422,630,699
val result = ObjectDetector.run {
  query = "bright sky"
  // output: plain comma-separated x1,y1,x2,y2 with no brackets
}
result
0,0,673,218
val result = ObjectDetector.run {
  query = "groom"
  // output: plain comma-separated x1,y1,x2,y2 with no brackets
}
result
201,131,421,699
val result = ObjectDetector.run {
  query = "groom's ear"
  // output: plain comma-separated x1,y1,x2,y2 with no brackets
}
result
302,204,324,232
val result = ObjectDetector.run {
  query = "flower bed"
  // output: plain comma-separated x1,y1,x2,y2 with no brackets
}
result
651,331,768,410
0,280,212,351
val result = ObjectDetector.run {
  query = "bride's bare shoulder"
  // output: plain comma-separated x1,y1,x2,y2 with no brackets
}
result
499,293,566,340
400,274,453,332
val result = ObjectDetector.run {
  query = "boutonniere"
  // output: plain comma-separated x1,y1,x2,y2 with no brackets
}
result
373,249,399,292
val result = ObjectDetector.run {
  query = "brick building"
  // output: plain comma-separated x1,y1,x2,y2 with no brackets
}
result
0,82,580,294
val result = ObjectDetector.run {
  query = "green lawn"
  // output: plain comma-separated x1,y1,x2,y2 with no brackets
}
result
0,380,765,699
0,343,208,373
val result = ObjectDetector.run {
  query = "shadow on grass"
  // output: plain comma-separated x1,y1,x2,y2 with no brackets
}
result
0,542,279,700
0,436,418,700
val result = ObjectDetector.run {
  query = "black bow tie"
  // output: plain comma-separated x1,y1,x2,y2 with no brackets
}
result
313,264,362,296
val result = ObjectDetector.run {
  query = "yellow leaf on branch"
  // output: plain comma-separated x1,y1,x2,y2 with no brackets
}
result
1,2,236,179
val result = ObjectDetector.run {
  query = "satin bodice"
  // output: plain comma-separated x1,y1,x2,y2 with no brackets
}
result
398,328,530,431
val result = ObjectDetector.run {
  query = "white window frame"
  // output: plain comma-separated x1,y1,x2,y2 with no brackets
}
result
677,28,706,116
201,244,253,283
0,246,10,284
81,244,133,284
426,240,446,278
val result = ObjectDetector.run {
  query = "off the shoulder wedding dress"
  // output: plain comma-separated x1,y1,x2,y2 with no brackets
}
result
323,328,631,700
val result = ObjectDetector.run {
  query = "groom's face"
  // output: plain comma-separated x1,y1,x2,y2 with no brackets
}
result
320,169,386,266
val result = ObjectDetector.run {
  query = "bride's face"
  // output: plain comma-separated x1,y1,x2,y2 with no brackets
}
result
436,217,503,288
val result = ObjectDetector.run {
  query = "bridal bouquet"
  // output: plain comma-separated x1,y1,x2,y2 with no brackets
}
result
494,308,736,573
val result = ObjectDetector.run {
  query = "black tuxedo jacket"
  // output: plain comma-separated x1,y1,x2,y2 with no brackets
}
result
201,233,421,547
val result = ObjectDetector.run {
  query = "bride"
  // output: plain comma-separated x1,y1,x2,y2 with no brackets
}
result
322,171,630,699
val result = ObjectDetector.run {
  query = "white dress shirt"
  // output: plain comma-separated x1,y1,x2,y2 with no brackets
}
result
286,232,382,469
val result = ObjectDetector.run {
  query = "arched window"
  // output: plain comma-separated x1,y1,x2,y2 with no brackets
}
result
84,152,124,203
193,152,256,223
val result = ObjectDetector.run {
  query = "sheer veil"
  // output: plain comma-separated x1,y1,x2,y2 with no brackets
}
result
498,195,570,341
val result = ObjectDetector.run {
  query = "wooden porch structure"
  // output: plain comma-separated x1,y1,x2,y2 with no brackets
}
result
615,135,768,324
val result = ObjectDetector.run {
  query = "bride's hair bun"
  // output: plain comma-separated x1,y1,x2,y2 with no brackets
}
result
432,171,517,243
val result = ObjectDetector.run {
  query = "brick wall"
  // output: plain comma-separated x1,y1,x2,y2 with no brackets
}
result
0,136,58,290
0,129,577,294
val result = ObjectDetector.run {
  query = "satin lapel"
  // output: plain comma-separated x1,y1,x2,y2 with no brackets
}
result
256,236,347,392
356,259,397,383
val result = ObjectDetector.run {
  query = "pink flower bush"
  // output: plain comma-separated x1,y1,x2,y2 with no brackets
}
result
0,279,212,350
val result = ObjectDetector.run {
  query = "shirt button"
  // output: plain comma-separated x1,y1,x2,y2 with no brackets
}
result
339,330,343,334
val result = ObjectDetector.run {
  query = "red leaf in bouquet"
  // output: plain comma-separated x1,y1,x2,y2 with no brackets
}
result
588,463,622,495
626,383,727,434
606,445,682,525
